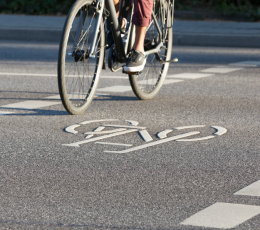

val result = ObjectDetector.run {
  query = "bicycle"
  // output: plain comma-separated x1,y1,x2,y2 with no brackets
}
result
58,0,177,115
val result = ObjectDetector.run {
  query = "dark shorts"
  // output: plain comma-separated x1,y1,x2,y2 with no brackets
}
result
132,0,153,27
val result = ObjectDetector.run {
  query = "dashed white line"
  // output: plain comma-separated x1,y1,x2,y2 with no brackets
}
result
0,100,61,109
200,66,243,73
180,202,260,229
167,73,213,79
234,180,260,197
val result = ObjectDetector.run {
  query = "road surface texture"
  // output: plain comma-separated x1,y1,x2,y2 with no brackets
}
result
0,41,260,229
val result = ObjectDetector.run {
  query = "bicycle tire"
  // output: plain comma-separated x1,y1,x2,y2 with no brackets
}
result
128,0,173,100
58,0,105,115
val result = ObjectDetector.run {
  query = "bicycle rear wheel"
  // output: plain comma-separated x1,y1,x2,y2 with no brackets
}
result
58,0,105,115
128,0,172,100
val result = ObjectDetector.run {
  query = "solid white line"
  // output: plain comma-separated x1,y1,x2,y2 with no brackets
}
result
104,131,200,153
167,73,213,79
63,129,138,147
234,180,260,197
45,93,108,100
0,100,61,109
95,142,132,147
180,202,260,229
200,66,243,73
138,130,153,142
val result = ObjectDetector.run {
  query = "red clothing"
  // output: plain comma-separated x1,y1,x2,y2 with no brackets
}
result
132,0,153,27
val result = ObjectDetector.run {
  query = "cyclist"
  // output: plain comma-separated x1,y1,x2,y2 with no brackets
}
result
108,0,153,73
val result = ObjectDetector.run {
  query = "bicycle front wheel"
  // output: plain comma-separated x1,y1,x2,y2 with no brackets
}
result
128,0,173,100
58,0,105,115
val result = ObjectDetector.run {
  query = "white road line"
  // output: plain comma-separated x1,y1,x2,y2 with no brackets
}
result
105,131,200,154
138,130,153,142
200,66,243,73
79,119,118,125
234,180,260,197
229,61,260,67
0,100,61,109
137,79,183,85
157,129,173,139
0,111,14,115
180,202,260,229
167,73,213,79
175,135,215,142
97,85,132,92
95,142,132,147
63,129,138,147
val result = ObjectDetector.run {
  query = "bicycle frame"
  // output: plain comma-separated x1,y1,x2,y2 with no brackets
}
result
89,0,173,63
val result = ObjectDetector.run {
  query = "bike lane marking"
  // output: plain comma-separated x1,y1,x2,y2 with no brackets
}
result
167,73,213,79
104,131,200,154
95,142,132,147
0,100,61,110
180,202,260,229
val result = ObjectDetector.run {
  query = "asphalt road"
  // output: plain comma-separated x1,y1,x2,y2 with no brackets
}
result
0,41,260,230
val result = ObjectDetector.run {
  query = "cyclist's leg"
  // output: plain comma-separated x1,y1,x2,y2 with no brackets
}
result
123,0,153,73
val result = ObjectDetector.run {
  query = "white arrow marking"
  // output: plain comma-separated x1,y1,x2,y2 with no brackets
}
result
125,120,139,126
157,129,173,139
104,131,200,154
139,130,153,142
212,126,227,136
64,125,81,134
63,129,138,147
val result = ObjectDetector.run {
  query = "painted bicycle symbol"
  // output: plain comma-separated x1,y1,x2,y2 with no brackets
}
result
63,119,227,153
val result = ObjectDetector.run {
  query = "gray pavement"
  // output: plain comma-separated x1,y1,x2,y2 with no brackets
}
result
0,41,260,229
0,14,260,47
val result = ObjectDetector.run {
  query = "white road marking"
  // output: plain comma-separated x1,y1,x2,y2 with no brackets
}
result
167,73,213,79
79,119,118,125
0,111,14,115
174,125,205,130
95,142,132,146
84,128,126,135
138,130,153,142
104,131,200,154
102,125,146,130
97,85,132,92
212,126,227,136
180,202,260,229
164,79,184,84
200,66,243,73
234,180,260,197
65,125,81,134
176,135,215,142
63,129,138,147
157,129,173,139
0,100,61,109
229,61,260,67
125,120,139,126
